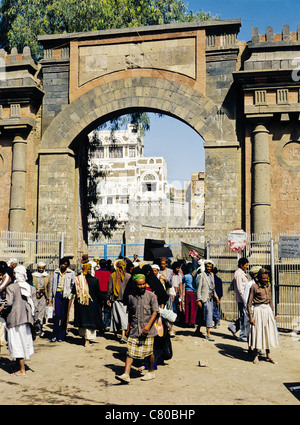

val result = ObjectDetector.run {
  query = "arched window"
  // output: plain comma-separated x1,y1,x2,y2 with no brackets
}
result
142,173,157,192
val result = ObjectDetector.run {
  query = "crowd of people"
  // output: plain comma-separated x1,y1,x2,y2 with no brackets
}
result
0,253,279,379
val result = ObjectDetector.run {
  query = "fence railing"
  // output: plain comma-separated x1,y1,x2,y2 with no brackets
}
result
0,231,64,271
89,234,300,330
88,242,196,261
208,232,300,330
2,231,297,330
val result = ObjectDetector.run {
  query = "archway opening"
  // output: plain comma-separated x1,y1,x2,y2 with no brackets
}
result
86,112,206,253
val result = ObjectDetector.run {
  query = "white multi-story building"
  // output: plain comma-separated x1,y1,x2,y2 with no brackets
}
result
89,124,184,226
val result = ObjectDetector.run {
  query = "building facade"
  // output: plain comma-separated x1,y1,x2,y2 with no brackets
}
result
1,21,299,259
90,124,189,226
186,172,205,227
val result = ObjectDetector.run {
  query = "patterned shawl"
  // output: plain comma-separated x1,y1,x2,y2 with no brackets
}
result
75,263,93,305
112,260,127,298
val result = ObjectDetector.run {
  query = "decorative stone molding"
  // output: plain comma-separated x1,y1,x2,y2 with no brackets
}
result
0,149,8,178
40,76,237,151
276,135,300,177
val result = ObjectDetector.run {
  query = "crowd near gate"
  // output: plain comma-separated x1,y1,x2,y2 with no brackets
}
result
90,233,300,331
1,231,298,331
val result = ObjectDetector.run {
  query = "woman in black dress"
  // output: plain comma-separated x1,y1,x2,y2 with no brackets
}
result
72,263,102,347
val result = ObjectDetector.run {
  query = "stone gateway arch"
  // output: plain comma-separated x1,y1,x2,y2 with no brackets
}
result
1,19,300,259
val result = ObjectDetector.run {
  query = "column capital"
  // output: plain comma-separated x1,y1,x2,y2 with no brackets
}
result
252,123,270,134
12,133,28,143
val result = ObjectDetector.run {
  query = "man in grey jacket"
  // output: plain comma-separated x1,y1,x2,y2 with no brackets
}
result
1,265,37,376
48,257,75,342
196,260,218,341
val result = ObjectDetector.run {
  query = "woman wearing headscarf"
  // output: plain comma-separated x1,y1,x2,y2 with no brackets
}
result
72,263,102,347
141,264,172,367
107,259,131,343
0,265,36,376
141,264,169,308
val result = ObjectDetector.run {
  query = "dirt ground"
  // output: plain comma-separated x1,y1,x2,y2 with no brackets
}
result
0,307,299,407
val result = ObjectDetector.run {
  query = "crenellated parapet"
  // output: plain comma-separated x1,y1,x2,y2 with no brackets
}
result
243,25,300,72
0,46,44,133
234,25,300,120
251,24,300,43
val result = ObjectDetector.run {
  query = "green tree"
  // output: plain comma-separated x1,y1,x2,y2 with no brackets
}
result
0,0,217,239
0,0,216,58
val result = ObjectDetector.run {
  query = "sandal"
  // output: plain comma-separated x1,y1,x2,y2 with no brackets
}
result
11,372,27,377
266,358,278,364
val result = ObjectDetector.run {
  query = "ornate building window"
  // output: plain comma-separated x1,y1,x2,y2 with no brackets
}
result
142,173,157,192
129,147,135,157
94,147,104,158
109,146,123,158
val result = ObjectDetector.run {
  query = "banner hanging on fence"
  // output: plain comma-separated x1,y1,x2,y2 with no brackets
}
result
181,242,205,261
143,239,173,260
228,229,247,252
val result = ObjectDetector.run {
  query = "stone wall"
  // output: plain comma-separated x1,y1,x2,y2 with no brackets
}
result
235,25,300,235
0,47,43,234
2,21,299,261
37,21,240,257
0,134,12,231
41,50,70,134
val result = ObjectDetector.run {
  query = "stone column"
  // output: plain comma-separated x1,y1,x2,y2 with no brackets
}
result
252,123,271,234
9,134,27,232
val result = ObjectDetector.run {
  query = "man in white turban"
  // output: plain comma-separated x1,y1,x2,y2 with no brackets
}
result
0,265,36,376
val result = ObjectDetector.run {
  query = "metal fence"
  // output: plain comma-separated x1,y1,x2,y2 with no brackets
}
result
208,232,300,330
0,231,64,278
88,242,189,261
89,233,300,330
271,233,300,330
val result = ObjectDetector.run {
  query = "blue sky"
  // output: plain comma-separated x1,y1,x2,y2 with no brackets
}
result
143,0,300,186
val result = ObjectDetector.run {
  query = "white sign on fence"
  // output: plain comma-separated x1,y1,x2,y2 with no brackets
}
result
279,236,300,258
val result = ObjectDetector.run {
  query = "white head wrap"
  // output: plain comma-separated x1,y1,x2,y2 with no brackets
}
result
14,265,35,316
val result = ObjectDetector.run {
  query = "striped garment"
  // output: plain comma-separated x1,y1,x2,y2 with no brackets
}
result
127,336,154,359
